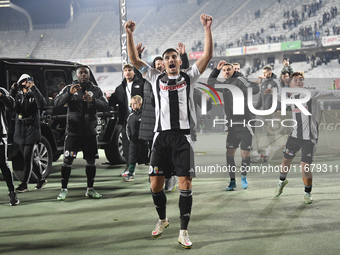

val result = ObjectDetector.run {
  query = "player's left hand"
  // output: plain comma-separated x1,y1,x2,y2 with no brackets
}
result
83,90,93,102
136,43,145,55
200,14,213,28
176,42,186,55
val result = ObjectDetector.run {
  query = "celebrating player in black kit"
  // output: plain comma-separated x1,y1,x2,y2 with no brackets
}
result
208,61,259,191
125,13,213,248
275,71,340,204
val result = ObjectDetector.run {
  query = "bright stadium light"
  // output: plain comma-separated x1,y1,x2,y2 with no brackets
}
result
0,0,10,7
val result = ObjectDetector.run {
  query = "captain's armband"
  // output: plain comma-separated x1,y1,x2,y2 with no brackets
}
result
139,65,149,74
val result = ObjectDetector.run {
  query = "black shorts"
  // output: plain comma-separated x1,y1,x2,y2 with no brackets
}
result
63,135,99,160
149,131,195,178
226,125,254,151
283,136,317,164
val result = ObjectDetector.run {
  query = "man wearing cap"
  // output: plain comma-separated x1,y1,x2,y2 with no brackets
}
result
11,74,47,192
109,63,144,174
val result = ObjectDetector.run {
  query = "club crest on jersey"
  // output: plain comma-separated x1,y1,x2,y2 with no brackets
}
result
153,167,159,174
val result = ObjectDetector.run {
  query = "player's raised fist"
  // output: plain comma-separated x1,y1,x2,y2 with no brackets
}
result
200,14,213,28
125,20,136,34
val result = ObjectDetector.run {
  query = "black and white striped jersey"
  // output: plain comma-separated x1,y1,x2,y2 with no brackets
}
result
143,63,201,132
289,89,340,141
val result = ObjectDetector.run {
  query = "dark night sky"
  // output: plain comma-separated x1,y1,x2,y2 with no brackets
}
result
11,0,72,24
8,0,169,25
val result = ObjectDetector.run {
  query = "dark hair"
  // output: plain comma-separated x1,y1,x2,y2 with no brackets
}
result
223,62,233,67
263,65,272,71
76,65,89,70
123,63,134,69
162,48,179,57
152,56,163,68
281,70,290,75
288,71,304,84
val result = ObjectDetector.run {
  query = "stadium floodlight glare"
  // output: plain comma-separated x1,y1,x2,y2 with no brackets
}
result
0,0,10,8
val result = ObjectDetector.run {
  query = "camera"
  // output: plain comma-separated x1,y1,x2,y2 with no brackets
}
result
27,77,33,82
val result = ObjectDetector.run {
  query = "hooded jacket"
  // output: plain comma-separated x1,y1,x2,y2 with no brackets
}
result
255,73,281,110
126,109,149,165
11,85,46,144
54,81,109,137
208,69,259,126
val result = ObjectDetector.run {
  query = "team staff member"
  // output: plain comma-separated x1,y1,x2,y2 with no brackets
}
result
11,74,47,192
54,66,109,201
275,71,340,204
208,61,259,191
126,13,213,249
109,63,144,175
0,87,19,205
255,65,280,111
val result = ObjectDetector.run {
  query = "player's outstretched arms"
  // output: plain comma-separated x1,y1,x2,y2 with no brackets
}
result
125,20,147,73
195,14,213,74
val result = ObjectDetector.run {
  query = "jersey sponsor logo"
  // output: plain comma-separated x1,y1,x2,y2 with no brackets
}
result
292,105,308,113
160,81,187,91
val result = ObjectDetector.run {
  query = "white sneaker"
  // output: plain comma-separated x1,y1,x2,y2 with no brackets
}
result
275,179,288,197
120,170,135,177
178,230,192,249
151,218,169,237
167,176,178,192
304,192,313,204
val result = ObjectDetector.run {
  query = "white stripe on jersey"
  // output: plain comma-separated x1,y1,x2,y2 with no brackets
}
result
144,64,201,132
